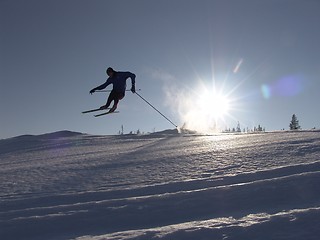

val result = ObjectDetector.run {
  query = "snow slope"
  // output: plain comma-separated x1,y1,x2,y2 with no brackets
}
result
1,130,320,240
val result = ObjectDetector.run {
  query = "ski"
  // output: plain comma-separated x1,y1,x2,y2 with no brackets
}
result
82,107,111,114
94,111,119,117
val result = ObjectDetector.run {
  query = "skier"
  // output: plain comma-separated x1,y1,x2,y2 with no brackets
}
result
90,67,136,113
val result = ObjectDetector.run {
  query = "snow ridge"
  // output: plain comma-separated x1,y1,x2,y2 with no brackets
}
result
1,131,320,239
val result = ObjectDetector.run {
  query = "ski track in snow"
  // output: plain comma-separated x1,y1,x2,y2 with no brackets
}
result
1,131,320,240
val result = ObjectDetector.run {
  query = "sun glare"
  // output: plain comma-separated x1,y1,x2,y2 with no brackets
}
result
177,82,237,133
195,85,231,122
179,84,233,133
175,53,250,133
198,91,230,119
175,58,246,133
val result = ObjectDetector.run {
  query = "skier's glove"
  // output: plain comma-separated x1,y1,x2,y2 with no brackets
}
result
90,89,96,94
131,84,136,93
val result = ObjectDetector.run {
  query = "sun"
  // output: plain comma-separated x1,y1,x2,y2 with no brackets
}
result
197,88,230,120
178,78,237,133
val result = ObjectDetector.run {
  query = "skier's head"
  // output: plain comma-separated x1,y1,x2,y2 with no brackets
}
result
106,67,115,77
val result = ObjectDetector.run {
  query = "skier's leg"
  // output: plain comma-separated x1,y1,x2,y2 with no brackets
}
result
109,92,124,112
109,99,119,112
100,91,116,109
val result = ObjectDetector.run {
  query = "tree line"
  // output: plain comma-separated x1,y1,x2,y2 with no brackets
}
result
225,113,304,133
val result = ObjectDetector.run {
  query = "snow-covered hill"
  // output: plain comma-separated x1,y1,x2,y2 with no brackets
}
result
1,131,320,240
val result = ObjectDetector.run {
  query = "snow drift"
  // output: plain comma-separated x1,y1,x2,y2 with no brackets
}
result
1,130,320,239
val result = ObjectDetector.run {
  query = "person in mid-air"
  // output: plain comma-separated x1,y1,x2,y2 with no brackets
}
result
90,67,136,112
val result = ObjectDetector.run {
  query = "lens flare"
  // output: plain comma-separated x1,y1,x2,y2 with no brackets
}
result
233,58,244,73
261,84,271,99
261,74,305,99
275,75,303,96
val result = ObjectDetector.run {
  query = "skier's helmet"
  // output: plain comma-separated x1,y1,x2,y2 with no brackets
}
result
106,67,114,75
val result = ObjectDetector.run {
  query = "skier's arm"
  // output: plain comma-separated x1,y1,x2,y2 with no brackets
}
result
127,72,136,93
90,80,111,94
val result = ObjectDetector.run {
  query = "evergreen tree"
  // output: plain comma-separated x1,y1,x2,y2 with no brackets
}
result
236,121,241,132
289,114,301,130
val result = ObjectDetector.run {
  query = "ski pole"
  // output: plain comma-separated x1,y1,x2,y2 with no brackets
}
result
135,92,178,128
96,89,141,92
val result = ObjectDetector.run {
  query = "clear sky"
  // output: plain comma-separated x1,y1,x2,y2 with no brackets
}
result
1,0,320,139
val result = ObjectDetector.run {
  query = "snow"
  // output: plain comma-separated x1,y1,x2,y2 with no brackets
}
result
1,130,320,240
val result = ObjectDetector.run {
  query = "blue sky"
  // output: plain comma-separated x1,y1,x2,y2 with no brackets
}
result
1,0,320,138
